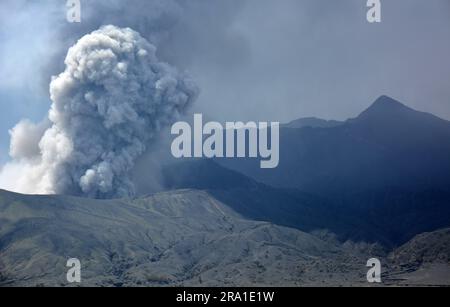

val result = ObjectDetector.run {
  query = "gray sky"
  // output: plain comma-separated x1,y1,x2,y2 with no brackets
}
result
1,0,450,162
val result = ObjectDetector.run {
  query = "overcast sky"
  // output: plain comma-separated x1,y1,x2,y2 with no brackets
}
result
1,0,450,163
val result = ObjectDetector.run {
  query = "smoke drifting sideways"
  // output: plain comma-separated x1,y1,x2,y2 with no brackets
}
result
0,25,198,198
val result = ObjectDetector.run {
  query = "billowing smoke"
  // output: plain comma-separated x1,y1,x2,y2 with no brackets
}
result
0,0,247,197
0,25,198,198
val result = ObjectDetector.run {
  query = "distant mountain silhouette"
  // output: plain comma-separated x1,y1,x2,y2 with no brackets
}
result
283,117,343,129
218,95,450,193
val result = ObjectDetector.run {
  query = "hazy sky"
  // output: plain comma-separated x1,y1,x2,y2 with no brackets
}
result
1,0,450,163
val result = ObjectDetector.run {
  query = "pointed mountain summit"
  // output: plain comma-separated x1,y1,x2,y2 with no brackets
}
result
347,95,450,153
350,95,450,130
363,95,411,114
352,95,418,122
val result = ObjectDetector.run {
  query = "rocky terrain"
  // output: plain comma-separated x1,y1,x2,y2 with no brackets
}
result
0,188,448,287
384,228,450,286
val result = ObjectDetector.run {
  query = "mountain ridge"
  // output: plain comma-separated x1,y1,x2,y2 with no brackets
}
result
283,117,343,129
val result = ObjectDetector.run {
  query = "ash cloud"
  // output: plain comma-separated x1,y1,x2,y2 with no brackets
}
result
0,25,198,198
0,0,246,198
46,0,248,80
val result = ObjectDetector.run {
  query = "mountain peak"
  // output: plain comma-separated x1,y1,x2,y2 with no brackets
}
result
368,95,410,112
354,95,415,122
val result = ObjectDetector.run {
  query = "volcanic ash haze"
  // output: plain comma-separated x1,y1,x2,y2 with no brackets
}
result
0,25,199,198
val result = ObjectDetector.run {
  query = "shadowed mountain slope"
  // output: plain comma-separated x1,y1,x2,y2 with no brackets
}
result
219,96,450,192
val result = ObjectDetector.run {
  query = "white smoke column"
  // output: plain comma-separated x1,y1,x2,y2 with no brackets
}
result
0,25,198,198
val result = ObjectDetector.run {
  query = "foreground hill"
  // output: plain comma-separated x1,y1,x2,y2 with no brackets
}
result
0,189,370,287
1,189,448,286
384,228,450,286
389,228,450,268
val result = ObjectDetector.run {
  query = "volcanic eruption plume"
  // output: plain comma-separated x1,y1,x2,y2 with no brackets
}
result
0,25,198,198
